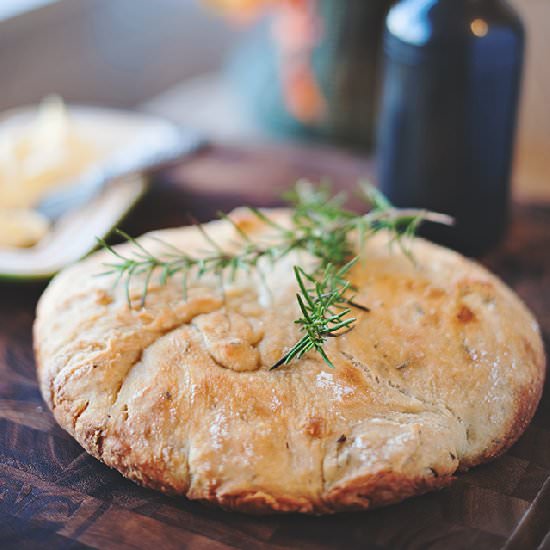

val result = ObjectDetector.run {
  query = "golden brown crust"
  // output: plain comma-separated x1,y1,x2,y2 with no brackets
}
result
33,209,546,514
458,373,545,471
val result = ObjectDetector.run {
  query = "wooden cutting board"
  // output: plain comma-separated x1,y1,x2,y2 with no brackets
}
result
1,144,549,550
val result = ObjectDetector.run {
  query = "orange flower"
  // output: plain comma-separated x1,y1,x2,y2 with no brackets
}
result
203,0,309,22
202,0,275,22
274,0,326,122
204,0,326,123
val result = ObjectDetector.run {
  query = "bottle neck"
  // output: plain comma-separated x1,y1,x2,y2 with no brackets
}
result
387,0,520,48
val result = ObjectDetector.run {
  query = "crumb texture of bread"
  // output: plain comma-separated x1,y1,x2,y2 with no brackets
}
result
34,209,546,514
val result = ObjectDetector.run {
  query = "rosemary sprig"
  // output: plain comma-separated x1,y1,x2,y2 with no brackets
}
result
271,260,359,370
98,181,452,369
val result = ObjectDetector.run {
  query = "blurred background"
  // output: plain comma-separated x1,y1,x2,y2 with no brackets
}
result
0,0,547,201
2,4,550,547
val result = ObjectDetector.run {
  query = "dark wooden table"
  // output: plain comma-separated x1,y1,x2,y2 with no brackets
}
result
1,144,549,550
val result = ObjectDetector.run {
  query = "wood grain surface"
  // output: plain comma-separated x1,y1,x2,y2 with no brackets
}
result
0,144,549,550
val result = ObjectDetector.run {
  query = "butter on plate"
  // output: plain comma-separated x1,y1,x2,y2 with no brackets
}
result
0,96,98,248
0,101,200,279
0,208,50,248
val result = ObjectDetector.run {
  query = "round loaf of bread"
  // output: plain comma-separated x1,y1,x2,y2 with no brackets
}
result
34,209,545,514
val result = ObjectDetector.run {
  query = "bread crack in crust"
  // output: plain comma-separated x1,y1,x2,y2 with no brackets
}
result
34,209,545,514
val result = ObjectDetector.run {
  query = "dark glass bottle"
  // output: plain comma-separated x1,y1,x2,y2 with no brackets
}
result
376,0,524,256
